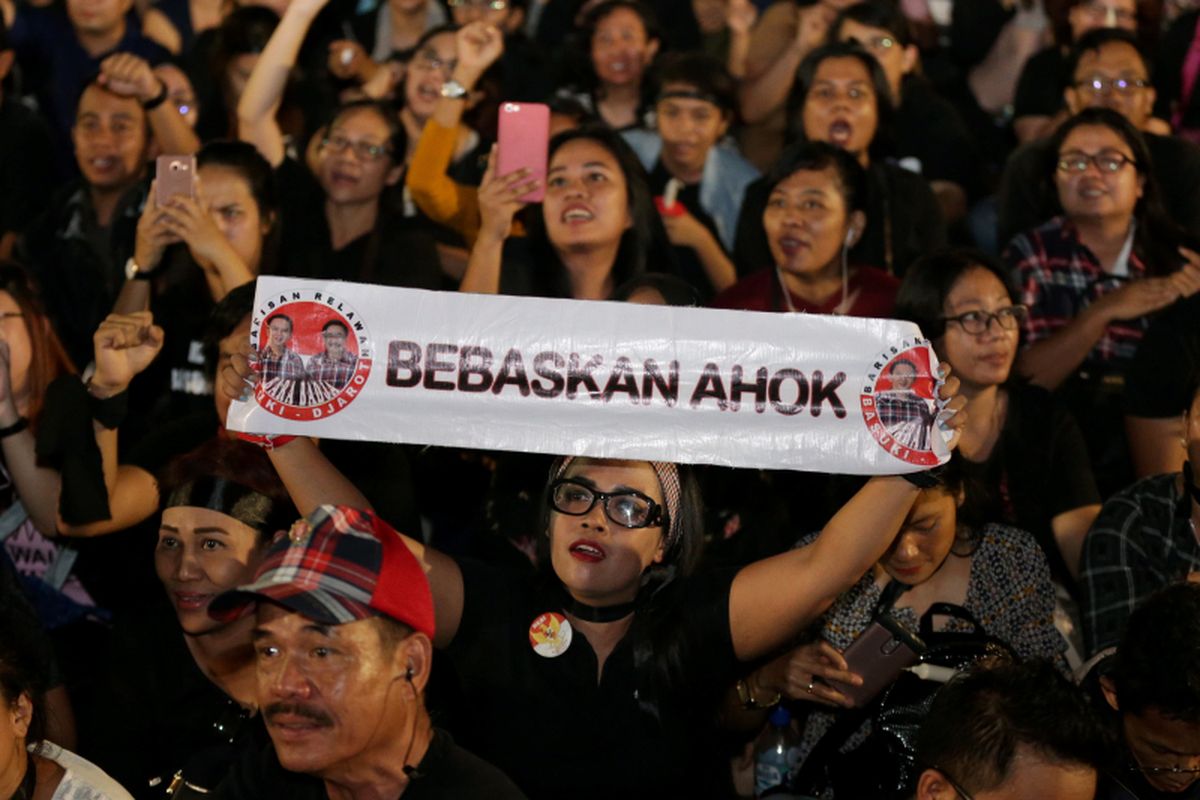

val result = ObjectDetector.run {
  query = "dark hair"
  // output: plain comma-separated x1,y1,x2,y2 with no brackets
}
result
523,126,673,297
375,616,416,653
202,281,255,377
787,41,895,158
266,312,292,331
214,5,278,59
159,437,296,544
764,140,869,215
583,0,660,47
830,0,914,48
916,659,1112,794
327,99,407,166
652,52,737,116
1112,582,1200,722
197,140,280,273
322,319,349,334
0,263,74,422
547,95,598,126
199,6,279,140
1064,27,1149,81
0,604,51,750
1047,107,1189,275
895,248,1019,340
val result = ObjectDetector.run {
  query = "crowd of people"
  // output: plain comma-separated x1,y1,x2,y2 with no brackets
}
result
3,0,1200,797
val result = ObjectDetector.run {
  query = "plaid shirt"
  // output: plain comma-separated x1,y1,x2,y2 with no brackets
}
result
306,350,358,389
1005,217,1149,370
1080,473,1200,656
258,346,307,383
876,390,934,450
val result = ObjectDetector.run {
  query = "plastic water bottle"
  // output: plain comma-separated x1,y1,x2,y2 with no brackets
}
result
754,705,800,798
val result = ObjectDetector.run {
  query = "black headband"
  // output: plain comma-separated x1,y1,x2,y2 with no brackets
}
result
656,88,724,109
165,477,288,533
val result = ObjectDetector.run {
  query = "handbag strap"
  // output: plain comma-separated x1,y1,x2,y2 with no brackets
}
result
918,601,986,639
874,579,911,620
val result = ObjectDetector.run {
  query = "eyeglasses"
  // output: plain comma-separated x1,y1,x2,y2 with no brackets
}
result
856,34,897,54
549,478,663,529
1056,150,1137,174
411,49,458,75
448,0,508,9
941,305,1028,335
1128,762,1200,776
321,134,391,162
1081,1,1138,22
1075,76,1149,95
927,765,974,800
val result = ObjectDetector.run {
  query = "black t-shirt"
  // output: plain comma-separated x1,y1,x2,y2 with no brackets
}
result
0,98,55,238
274,158,443,289
84,594,268,799
1124,293,1200,418
213,727,528,800
1153,11,1200,128
733,159,946,278
959,383,1100,586
893,75,981,197
1014,46,1068,120
444,561,738,800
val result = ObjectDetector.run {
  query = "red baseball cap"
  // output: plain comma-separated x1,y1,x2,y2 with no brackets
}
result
209,504,435,639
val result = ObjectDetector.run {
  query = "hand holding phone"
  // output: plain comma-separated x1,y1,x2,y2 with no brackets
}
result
823,616,925,707
497,102,549,204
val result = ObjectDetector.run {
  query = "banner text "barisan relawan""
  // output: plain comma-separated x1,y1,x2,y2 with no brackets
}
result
386,341,848,418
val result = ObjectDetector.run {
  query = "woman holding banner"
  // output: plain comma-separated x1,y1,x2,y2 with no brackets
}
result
218,344,966,800
462,126,676,299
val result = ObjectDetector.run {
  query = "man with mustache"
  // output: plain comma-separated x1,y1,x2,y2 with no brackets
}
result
207,504,527,799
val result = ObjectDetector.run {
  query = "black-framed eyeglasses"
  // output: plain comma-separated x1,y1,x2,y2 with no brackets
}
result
321,134,391,162
1056,150,1138,174
1127,762,1200,776
549,478,663,529
1075,76,1149,95
928,764,975,800
941,305,1028,335
412,49,458,75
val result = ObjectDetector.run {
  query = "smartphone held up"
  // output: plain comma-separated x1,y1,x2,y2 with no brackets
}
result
156,155,197,206
497,102,549,204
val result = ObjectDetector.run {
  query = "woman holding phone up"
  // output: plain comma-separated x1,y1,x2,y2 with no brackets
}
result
217,338,966,800
461,125,675,299
741,458,1068,795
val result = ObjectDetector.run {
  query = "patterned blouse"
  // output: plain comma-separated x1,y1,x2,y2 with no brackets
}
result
792,523,1069,772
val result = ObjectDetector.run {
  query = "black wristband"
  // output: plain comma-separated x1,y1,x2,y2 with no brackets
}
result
88,388,129,429
0,417,28,439
902,466,945,489
141,79,168,111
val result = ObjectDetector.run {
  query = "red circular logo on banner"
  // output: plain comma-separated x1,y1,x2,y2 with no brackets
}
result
252,292,373,422
860,344,940,467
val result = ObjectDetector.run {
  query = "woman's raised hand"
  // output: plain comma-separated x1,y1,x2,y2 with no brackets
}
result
456,22,505,87
935,363,966,452
91,312,165,397
477,144,539,241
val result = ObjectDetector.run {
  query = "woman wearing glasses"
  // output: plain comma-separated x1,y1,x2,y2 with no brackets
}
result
1003,107,1200,495
223,351,967,799
237,0,443,288
897,249,1100,583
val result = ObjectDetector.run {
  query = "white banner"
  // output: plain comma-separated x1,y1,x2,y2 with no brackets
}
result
227,277,950,474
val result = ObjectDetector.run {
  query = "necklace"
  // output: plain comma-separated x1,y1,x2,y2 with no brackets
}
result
561,589,640,623
11,756,36,800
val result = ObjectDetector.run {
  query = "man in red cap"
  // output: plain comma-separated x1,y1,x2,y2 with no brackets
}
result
208,504,527,800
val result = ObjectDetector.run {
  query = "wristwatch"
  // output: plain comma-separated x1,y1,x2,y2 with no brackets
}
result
736,678,782,710
124,256,153,281
439,79,468,99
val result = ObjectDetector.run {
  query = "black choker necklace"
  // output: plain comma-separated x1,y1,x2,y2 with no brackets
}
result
561,591,640,623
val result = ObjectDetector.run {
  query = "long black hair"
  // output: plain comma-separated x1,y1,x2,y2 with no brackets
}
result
1046,107,1194,276
521,125,676,297
197,140,281,275
785,40,896,161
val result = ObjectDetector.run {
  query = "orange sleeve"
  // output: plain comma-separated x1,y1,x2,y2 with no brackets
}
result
406,118,482,245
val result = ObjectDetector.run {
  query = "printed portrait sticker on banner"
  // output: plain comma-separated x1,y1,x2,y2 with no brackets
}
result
229,278,951,475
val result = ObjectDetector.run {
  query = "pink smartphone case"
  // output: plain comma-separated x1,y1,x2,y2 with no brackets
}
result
497,103,550,204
